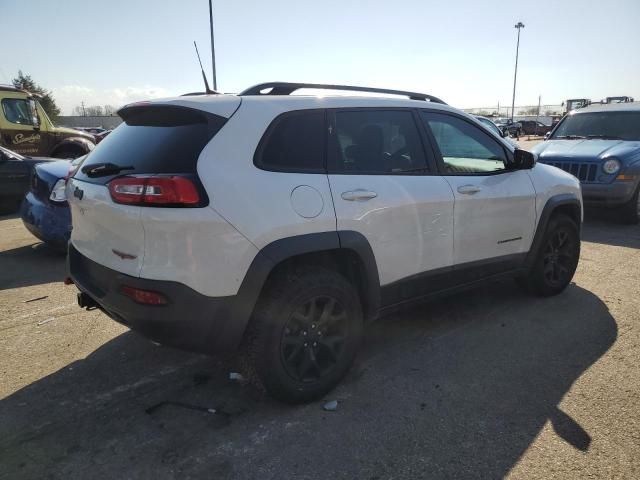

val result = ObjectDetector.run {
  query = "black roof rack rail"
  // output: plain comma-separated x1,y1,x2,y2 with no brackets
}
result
239,82,446,104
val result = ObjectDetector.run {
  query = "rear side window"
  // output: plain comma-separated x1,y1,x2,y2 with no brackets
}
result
255,110,325,172
74,105,226,184
329,109,428,174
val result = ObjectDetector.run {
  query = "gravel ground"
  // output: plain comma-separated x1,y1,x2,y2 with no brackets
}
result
0,211,638,480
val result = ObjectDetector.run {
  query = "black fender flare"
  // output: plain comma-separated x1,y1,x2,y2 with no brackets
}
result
222,231,381,349
525,193,582,269
50,137,94,157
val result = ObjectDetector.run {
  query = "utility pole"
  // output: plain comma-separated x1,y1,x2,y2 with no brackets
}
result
81,101,86,117
534,95,541,136
208,0,217,91
511,21,525,122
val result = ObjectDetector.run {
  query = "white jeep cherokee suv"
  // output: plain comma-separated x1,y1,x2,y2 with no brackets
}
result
67,82,582,403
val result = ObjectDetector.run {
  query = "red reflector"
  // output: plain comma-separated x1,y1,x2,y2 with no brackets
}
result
120,285,168,305
108,176,200,206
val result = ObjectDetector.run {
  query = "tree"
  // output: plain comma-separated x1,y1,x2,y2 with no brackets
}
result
72,104,117,116
520,106,540,116
12,71,61,119
85,105,104,116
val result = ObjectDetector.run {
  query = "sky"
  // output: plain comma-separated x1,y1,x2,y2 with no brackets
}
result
2,0,639,115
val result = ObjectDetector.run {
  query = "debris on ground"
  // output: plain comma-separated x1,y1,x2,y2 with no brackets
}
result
37,317,54,326
24,295,48,303
323,400,338,411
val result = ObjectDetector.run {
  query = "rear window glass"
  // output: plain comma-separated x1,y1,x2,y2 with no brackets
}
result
255,110,325,172
74,106,226,184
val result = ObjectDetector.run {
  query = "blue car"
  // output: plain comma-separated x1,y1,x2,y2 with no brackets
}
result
533,102,640,223
20,156,84,250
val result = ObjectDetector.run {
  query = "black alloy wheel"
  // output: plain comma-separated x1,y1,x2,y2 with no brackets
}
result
281,295,348,383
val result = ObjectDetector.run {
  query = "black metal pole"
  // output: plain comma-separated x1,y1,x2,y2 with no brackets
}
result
511,22,524,122
209,0,217,91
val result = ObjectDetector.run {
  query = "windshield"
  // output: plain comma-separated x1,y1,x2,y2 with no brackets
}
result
37,100,55,128
0,145,25,160
551,111,640,141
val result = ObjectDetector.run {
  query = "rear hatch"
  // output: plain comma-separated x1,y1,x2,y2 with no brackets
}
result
67,97,239,276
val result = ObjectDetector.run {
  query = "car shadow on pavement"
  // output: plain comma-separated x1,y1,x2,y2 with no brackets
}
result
0,242,66,291
0,282,616,479
582,212,640,249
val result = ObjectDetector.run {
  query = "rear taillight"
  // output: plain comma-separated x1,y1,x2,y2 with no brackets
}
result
120,285,168,305
65,164,79,184
50,179,67,202
108,175,200,206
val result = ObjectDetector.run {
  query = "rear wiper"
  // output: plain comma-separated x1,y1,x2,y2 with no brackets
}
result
555,135,586,140
585,135,623,140
81,162,134,178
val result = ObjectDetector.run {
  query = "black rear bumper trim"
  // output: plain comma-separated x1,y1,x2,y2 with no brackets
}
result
67,244,253,353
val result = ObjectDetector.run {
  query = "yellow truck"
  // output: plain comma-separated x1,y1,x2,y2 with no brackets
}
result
0,85,94,158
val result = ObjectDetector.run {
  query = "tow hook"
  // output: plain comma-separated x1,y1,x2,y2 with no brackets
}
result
77,292,98,310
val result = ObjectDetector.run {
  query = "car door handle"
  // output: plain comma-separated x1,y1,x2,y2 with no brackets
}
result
341,190,378,201
457,185,482,195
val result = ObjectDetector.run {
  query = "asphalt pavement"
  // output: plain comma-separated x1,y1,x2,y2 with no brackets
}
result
0,211,638,479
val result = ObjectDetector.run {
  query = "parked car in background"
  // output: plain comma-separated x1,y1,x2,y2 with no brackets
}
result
0,145,55,214
94,129,112,144
474,115,519,148
73,127,107,135
495,118,523,137
520,120,552,136
21,156,84,249
67,82,582,403
534,102,640,223
0,85,95,158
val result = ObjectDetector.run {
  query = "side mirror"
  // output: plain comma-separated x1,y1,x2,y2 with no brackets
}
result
513,149,536,170
28,98,40,129
544,132,551,141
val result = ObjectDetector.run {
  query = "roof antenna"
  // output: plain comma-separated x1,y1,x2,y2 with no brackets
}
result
193,41,214,94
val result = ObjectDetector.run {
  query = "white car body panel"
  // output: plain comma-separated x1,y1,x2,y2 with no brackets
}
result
443,171,537,264
66,178,145,277
328,175,454,285
527,163,583,225
197,98,338,250
139,207,258,297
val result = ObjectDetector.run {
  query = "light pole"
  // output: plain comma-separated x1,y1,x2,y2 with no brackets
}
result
208,0,217,91
511,21,525,121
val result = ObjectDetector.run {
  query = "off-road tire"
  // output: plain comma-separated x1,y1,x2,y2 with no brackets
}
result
0,196,23,215
52,147,85,159
523,213,580,297
618,185,640,225
243,266,363,403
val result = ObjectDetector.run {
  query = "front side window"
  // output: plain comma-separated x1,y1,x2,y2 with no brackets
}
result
421,112,507,174
330,110,427,174
551,112,640,141
256,110,325,172
1,98,35,126
476,117,502,137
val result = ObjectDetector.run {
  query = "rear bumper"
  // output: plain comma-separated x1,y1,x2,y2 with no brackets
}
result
581,181,639,207
67,244,252,353
20,193,71,249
